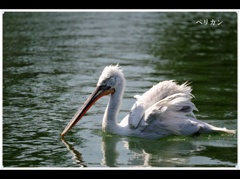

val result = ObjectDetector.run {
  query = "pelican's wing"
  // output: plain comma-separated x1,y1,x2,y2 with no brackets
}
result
136,93,201,135
139,93,235,136
128,80,194,129
142,93,197,125
128,80,236,136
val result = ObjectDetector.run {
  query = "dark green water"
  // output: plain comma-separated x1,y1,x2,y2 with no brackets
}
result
2,11,237,168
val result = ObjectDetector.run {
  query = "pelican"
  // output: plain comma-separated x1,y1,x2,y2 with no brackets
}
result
61,64,236,139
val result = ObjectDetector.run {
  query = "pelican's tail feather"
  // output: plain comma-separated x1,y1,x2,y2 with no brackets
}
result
209,126,236,134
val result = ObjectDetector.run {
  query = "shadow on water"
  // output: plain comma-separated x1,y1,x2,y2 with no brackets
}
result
61,132,237,168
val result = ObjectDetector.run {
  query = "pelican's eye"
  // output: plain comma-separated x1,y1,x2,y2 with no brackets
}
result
99,85,111,90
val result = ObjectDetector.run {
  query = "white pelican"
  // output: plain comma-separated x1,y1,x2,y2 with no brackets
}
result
61,64,236,139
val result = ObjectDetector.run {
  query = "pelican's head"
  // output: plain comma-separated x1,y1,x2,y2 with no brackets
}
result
61,64,125,137
97,64,125,89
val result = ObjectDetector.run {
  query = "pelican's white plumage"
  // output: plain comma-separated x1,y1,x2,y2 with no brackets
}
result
61,64,236,139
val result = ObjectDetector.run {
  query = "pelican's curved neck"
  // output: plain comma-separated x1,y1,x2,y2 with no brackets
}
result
102,81,125,134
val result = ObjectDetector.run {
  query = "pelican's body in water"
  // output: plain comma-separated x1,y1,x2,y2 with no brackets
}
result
61,64,236,139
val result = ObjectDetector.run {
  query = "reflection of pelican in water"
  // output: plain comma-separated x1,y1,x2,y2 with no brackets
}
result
61,64,235,139
100,135,237,167
61,138,87,167
100,135,198,167
61,134,236,167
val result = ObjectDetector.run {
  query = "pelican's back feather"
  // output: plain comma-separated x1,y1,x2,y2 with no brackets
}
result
137,80,193,108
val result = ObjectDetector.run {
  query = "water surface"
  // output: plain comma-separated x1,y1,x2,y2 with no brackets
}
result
2,11,237,168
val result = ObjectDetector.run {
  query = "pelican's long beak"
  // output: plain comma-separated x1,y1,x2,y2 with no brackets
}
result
61,85,115,137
